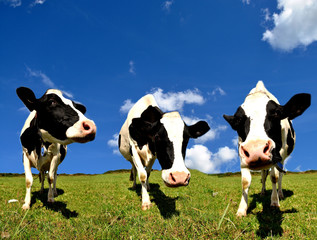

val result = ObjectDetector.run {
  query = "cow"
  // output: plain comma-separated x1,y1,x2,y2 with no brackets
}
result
17,87,97,210
118,94,210,210
223,81,311,216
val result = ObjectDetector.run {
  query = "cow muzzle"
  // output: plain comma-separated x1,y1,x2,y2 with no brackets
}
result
66,120,97,143
240,139,273,169
164,171,191,188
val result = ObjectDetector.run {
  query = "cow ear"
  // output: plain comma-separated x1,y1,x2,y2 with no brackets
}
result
223,114,239,131
73,101,86,114
140,105,163,123
282,93,311,120
187,121,210,138
16,87,37,111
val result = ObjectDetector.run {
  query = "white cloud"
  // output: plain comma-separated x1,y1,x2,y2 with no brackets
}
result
26,66,55,88
262,0,317,51
107,134,121,155
129,60,135,75
232,137,239,147
120,99,135,113
2,0,21,7
211,87,226,96
294,165,302,172
242,0,250,5
162,0,173,12
30,0,46,7
151,88,205,112
185,145,238,174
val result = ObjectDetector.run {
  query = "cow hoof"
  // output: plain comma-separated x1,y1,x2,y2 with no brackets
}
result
141,202,152,211
236,210,247,217
22,204,30,210
260,191,265,196
47,198,55,203
270,202,280,208
54,191,58,197
278,192,284,200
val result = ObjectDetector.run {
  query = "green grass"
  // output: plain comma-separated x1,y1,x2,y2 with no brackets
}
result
0,170,316,239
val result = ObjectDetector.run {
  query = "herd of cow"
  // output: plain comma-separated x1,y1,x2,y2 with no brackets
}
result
16,81,311,216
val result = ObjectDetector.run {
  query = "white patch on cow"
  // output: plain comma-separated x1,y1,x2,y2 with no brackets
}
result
160,112,190,184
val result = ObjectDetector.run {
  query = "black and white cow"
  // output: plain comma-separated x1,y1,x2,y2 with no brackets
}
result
17,87,97,210
119,94,210,210
223,81,310,216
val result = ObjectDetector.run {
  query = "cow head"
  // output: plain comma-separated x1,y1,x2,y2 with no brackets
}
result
17,87,96,145
223,82,310,170
129,106,210,187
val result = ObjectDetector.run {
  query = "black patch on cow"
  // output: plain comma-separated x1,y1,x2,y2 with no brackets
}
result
265,101,283,163
223,107,250,142
37,94,80,141
20,117,42,156
154,125,174,170
286,119,295,155
60,145,66,162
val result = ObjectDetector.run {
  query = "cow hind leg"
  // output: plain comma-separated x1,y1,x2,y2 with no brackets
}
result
53,171,58,197
39,171,45,194
270,167,280,207
130,164,137,190
22,154,33,210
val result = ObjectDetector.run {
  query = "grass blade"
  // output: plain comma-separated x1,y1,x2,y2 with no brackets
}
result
217,201,230,230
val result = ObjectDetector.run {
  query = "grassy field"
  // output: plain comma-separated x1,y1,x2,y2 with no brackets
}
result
0,170,316,239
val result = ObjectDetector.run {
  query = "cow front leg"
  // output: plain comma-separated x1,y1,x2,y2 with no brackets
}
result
237,168,251,217
278,171,284,200
22,153,33,210
47,156,59,203
270,167,280,207
260,169,269,196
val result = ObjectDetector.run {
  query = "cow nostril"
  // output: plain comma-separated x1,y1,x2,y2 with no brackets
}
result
170,173,176,183
83,122,91,131
263,145,269,154
244,150,250,158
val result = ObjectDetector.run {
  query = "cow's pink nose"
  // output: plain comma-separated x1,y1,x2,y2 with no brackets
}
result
240,140,272,166
81,120,96,140
168,171,190,187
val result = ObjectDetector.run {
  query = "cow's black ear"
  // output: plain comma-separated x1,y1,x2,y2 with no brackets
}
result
282,93,311,120
223,114,238,130
73,101,86,114
16,87,37,111
140,106,163,123
188,121,210,138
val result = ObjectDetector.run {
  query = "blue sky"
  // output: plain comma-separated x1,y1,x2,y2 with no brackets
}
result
1,0,316,174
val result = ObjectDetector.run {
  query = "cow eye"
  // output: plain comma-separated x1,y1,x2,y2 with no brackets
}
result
48,100,57,107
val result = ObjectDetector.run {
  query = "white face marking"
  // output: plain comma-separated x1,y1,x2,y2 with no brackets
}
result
159,112,190,183
242,94,271,143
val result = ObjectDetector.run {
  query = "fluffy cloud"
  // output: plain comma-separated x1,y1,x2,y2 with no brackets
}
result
242,0,250,4
185,145,238,174
151,88,205,112
119,88,205,114
120,99,135,113
107,134,120,155
1,0,21,7
162,0,173,12
262,0,317,51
